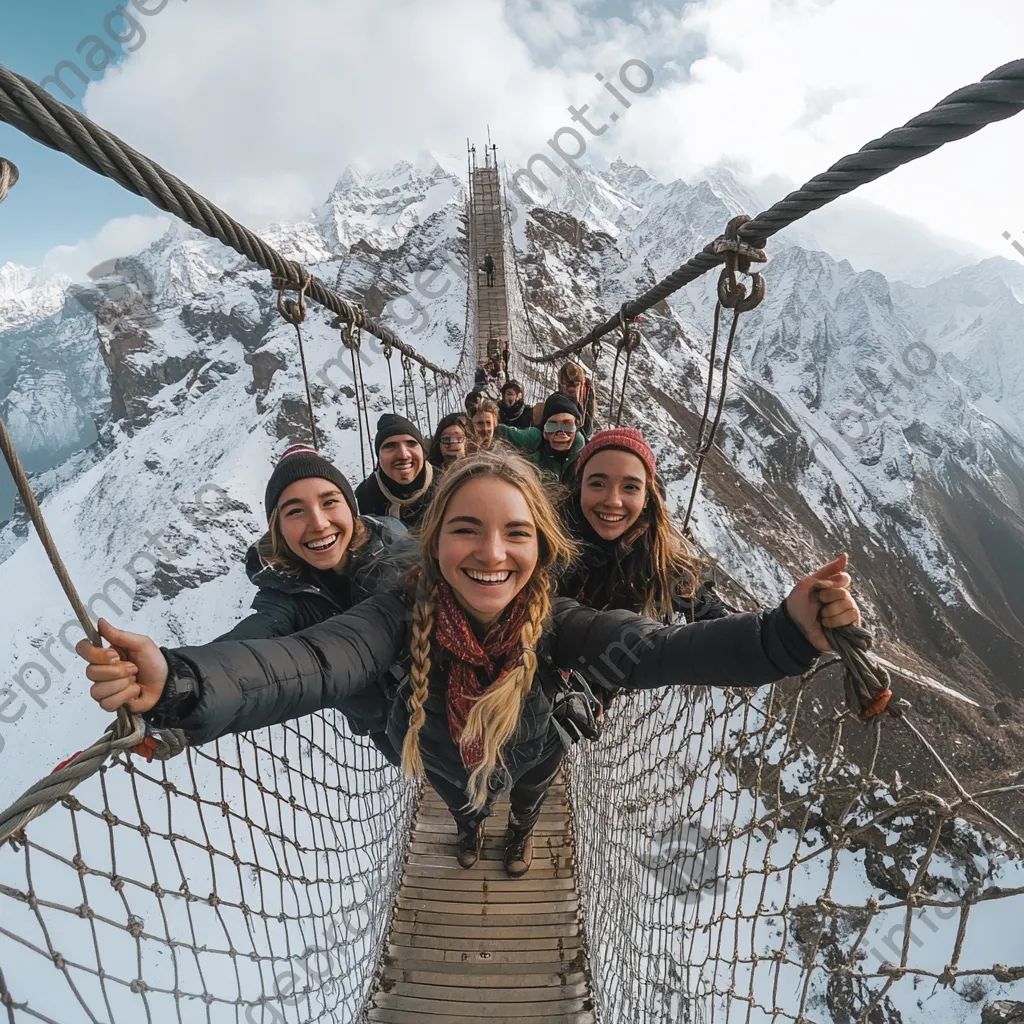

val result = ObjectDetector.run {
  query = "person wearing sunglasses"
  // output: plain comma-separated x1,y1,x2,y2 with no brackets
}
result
496,392,586,484
428,413,472,471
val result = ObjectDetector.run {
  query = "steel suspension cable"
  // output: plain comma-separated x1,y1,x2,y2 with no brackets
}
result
0,63,454,379
526,58,1024,363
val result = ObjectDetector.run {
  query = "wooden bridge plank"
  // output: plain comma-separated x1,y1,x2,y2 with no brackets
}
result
399,884,576,903
396,895,579,915
397,873,577,893
392,908,580,928
388,917,578,941
381,979,590,1001
402,862,575,881
379,963,587,985
367,1010,597,1024
383,949,585,970
369,993,592,1018
386,936,583,956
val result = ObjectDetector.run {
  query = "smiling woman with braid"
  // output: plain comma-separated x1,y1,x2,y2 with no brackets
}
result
78,451,861,878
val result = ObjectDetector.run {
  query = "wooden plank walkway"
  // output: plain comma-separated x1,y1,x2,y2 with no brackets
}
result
364,779,598,1023
470,165,511,368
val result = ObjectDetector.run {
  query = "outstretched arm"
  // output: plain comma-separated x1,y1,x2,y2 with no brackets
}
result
78,593,411,746
554,556,858,692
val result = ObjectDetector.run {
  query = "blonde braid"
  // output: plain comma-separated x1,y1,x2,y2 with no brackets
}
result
464,580,551,810
402,587,435,779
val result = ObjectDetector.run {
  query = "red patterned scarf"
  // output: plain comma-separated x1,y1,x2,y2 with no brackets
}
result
433,578,530,767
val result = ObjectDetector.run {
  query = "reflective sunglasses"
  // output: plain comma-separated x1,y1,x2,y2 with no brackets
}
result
439,437,465,447
543,422,577,437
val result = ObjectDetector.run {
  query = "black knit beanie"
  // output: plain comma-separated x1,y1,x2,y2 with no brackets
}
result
542,392,582,423
503,379,524,396
374,413,423,456
264,445,358,520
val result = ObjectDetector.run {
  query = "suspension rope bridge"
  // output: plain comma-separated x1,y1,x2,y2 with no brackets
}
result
0,56,1023,1024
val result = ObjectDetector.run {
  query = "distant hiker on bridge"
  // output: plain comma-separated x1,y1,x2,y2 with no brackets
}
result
428,413,471,472
354,414,437,528
482,253,495,287
473,357,502,398
133,445,416,767
80,451,861,878
500,392,586,485
560,428,731,628
471,399,501,451
499,379,534,430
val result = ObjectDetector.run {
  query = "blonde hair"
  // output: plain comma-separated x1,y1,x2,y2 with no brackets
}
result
401,450,577,810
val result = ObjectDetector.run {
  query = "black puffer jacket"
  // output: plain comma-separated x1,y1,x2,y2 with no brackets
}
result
559,501,732,623
150,593,819,791
215,516,416,736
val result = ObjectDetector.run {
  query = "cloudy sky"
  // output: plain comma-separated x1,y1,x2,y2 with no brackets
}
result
2,0,1023,277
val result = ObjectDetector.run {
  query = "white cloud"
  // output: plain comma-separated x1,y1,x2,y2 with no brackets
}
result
76,0,1024,256
40,214,171,281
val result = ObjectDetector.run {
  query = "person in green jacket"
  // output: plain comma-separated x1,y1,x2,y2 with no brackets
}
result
496,392,586,485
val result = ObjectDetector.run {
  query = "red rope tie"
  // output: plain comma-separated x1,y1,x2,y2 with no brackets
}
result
50,751,83,774
862,688,893,719
131,736,160,764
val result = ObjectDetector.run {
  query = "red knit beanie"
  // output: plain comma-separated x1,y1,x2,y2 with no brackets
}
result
576,428,656,481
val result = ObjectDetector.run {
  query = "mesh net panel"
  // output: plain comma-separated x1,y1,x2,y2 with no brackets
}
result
567,667,1024,1024
0,714,415,1023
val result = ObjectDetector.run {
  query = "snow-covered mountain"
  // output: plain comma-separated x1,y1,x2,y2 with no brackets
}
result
0,153,1021,1021
0,261,70,329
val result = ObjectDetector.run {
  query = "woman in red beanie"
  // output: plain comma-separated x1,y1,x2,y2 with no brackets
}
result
560,428,730,624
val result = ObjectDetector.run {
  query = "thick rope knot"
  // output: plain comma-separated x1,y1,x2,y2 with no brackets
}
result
822,623,894,721
617,307,643,354
715,214,767,313
272,267,311,325
993,963,1024,984
330,313,362,350
130,725,188,764
0,711,187,846
0,157,18,202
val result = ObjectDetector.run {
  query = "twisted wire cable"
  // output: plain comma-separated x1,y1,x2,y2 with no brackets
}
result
528,59,1024,363
0,63,454,378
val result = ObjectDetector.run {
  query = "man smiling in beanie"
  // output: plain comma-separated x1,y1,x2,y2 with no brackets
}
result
355,414,437,527
496,391,586,484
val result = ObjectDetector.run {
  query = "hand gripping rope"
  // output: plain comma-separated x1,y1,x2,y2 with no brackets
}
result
0,160,185,849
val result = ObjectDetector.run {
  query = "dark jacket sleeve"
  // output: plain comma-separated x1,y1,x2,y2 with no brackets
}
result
152,593,411,746
551,597,818,692
212,589,303,641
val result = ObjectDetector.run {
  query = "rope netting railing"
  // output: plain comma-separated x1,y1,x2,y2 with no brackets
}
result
566,667,1024,1024
0,63,453,381
0,715,417,1023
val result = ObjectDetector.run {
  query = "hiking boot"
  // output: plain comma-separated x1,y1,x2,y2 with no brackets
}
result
455,820,485,868
503,811,538,878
